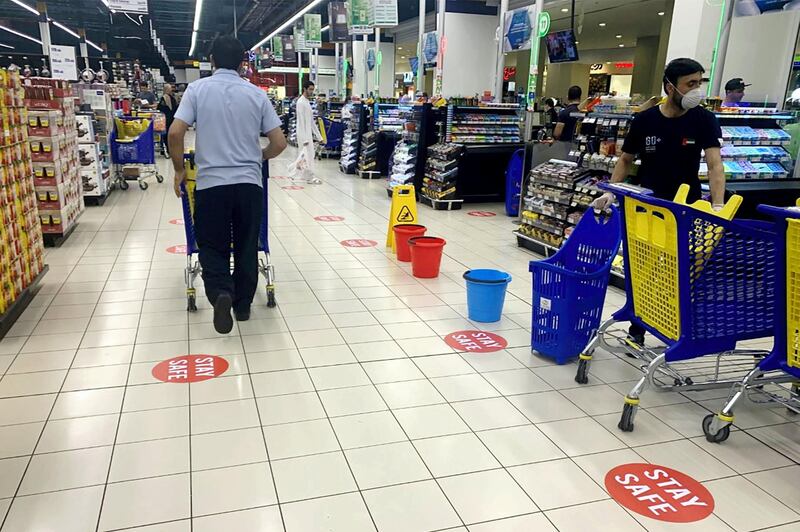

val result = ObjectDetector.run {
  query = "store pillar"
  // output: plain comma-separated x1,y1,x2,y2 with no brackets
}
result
36,1,51,56
439,1,499,98
664,0,726,81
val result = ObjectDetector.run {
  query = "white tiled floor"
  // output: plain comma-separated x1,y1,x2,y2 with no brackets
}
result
0,146,798,531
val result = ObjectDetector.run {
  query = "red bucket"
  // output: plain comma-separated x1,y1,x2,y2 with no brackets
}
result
409,236,446,278
393,224,427,262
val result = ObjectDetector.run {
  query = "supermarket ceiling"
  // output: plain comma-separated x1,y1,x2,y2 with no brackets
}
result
0,0,666,68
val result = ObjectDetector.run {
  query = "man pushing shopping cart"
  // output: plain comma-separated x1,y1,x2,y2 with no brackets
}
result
168,35,288,334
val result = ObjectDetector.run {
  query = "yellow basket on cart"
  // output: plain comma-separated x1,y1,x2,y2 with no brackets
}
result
788,199,800,368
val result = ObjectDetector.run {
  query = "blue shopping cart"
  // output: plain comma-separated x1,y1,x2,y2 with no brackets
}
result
110,116,164,190
316,117,346,158
577,183,780,433
529,206,621,365
703,203,800,442
179,153,276,311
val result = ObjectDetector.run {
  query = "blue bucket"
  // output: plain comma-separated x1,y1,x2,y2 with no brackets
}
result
463,269,512,322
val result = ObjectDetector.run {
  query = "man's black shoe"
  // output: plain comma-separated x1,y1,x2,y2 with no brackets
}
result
213,293,234,334
234,308,250,322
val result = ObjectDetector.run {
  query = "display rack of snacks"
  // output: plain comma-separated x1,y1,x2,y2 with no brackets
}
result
325,100,343,120
0,68,47,338
25,78,83,246
570,112,634,172
340,103,368,174
421,142,463,210
387,105,423,195
358,130,378,178
446,103,521,144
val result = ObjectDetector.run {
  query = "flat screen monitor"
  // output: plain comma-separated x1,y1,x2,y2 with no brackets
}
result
546,30,579,63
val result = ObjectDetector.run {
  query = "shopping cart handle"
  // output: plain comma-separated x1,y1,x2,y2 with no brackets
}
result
756,204,800,220
600,182,653,197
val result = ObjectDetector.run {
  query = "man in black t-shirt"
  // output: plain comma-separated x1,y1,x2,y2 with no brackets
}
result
553,85,582,142
593,57,725,345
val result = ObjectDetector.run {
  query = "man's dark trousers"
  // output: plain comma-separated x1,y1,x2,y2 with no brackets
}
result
194,183,263,313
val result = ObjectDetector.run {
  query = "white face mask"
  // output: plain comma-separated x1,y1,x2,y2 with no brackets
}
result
669,81,704,110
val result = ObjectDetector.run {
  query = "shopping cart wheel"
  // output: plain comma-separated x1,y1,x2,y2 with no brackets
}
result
139,180,149,190
187,294,197,312
156,174,164,183
618,403,636,432
120,179,129,190
702,414,730,443
266,285,276,308
575,359,590,384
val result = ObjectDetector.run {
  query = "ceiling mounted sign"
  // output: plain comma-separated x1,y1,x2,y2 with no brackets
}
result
328,2,350,42
304,14,322,48
108,0,148,13
348,0,373,35
373,0,398,27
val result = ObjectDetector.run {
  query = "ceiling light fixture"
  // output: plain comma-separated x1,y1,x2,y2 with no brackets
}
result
9,0,103,51
0,43,13,49
561,7,568,12
599,22,606,27
618,43,625,47
321,24,329,32
574,40,579,44
10,0,37,15
100,0,116,13
188,0,204,56
52,20,79,39
0,23,41,44
658,11,665,16
250,0,323,51
615,34,622,38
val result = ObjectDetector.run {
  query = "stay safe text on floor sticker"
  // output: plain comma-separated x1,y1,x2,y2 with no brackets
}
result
444,330,507,353
152,355,229,383
315,215,345,222
340,239,377,248
605,463,714,523
166,244,188,254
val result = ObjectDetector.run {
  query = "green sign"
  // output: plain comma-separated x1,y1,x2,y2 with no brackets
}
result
272,36,283,62
304,14,322,48
348,0,372,34
537,11,550,37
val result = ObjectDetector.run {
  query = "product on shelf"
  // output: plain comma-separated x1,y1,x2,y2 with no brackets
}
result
24,77,83,242
76,113,109,198
422,142,462,201
0,68,45,316
446,105,521,145
358,131,377,174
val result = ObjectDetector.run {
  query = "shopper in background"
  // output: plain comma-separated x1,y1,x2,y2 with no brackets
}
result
543,98,558,126
137,82,157,109
552,85,582,142
157,83,178,155
723,78,749,107
168,35,287,334
288,80,323,185
592,57,725,346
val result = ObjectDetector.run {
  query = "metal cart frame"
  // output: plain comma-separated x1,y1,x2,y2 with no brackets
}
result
179,154,276,311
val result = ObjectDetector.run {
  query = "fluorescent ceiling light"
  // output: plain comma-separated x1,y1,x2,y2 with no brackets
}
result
598,22,606,27
322,25,329,32
10,0,37,15
560,7,568,12
100,0,116,13
658,11,665,16
615,34,622,38
189,31,197,56
188,0,204,56
250,0,323,50
618,43,624,47
0,24,41,44
0,43,14,49
86,39,103,52
52,21,80,39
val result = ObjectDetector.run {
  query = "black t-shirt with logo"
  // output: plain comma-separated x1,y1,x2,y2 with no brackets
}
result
556,103,580,142
622,106,721,202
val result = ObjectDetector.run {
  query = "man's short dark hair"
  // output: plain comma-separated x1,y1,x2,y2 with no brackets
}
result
567,85,582,101
663,58,705,92
211,35,245,71
302,80,315,90
545,97,556,107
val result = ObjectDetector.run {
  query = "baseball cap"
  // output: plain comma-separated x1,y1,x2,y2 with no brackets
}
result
725,78,750,91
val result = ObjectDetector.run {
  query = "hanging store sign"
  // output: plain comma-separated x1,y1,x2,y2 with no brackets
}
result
272,36,284,62
294,22,309,52
422,32,438,66
328,2,350,42
50,45,78,81
373,0,398,27
304,14,322,48
108,0,148,13
503,6,536,52
348,0,373,34
367,48,376,71
282,36,296,62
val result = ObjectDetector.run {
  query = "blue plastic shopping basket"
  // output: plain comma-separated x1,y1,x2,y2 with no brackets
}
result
110,117,156,165
529,206,622,364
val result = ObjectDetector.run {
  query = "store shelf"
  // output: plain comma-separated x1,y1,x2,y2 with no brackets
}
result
0,265,48,340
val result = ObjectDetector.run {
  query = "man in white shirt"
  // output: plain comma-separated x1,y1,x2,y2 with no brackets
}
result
289,80,323,184
168,35,287,333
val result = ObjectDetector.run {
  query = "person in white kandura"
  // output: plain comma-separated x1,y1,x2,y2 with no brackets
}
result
288,80,323,184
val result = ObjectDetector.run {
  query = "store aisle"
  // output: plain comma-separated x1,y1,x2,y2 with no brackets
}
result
0,147,798,532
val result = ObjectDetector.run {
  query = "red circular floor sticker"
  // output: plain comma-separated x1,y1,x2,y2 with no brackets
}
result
152,355,229,383
468,211,496,217
315,215,345,222
168,218,184,225
444,330,507,353
340,239,377,247
605,463,714,523
282,185,304,190
166,244,187,254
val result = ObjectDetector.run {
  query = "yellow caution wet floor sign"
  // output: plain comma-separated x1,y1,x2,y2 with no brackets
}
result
387,185,419,250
